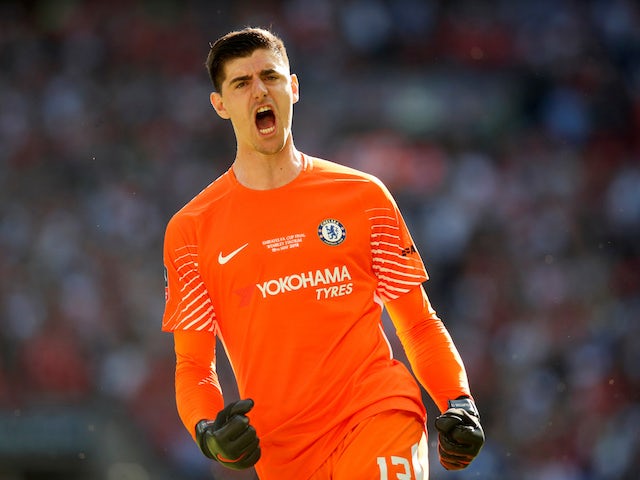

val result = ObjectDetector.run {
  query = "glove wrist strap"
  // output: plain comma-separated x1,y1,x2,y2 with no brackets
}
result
195,420,217,460
447,397,479,417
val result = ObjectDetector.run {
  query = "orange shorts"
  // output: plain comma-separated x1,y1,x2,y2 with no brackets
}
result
308,410,429,480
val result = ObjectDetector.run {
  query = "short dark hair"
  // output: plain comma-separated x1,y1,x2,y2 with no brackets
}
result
205,27,289,93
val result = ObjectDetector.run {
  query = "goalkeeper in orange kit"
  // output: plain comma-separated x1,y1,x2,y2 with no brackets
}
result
162,27,484,479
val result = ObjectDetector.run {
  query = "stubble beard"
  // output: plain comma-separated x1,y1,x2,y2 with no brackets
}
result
253,129,291,157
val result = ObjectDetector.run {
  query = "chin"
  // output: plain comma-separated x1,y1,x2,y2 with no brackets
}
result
255,138,287,155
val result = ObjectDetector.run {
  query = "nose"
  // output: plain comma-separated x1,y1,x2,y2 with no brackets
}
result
253,79,268,99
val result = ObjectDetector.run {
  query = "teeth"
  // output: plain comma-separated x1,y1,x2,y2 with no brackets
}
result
256,106,275,135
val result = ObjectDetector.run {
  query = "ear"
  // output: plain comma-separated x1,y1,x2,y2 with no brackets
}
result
291,74,300,104
210,92,230,119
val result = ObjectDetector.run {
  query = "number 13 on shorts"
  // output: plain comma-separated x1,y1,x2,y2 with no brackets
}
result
377,440,427,480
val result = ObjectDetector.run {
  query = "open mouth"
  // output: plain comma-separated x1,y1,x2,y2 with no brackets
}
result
255,106,276,135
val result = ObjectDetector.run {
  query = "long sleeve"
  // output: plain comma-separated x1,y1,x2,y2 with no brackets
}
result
385,284,471,413
173,330,225,440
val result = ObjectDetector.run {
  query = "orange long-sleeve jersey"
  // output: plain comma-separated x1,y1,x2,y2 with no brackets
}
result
162,155,470,479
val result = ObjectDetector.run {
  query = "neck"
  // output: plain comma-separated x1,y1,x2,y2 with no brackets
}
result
232,142,302,190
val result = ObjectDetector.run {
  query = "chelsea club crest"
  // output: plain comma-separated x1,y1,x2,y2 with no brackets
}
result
318,219,346,246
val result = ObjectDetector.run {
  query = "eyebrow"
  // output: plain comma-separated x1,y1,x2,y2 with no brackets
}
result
227,68,281,87
228,74,251,87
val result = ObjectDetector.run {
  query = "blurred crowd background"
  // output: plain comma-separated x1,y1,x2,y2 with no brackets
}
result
1,0,639,479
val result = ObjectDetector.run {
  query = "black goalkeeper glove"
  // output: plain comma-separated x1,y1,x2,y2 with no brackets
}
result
435,397,485,470
195,399,261,470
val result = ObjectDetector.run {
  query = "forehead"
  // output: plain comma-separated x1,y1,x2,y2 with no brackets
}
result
222,49,289,82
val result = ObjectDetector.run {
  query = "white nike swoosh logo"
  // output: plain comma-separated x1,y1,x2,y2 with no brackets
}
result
218,243,249,264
